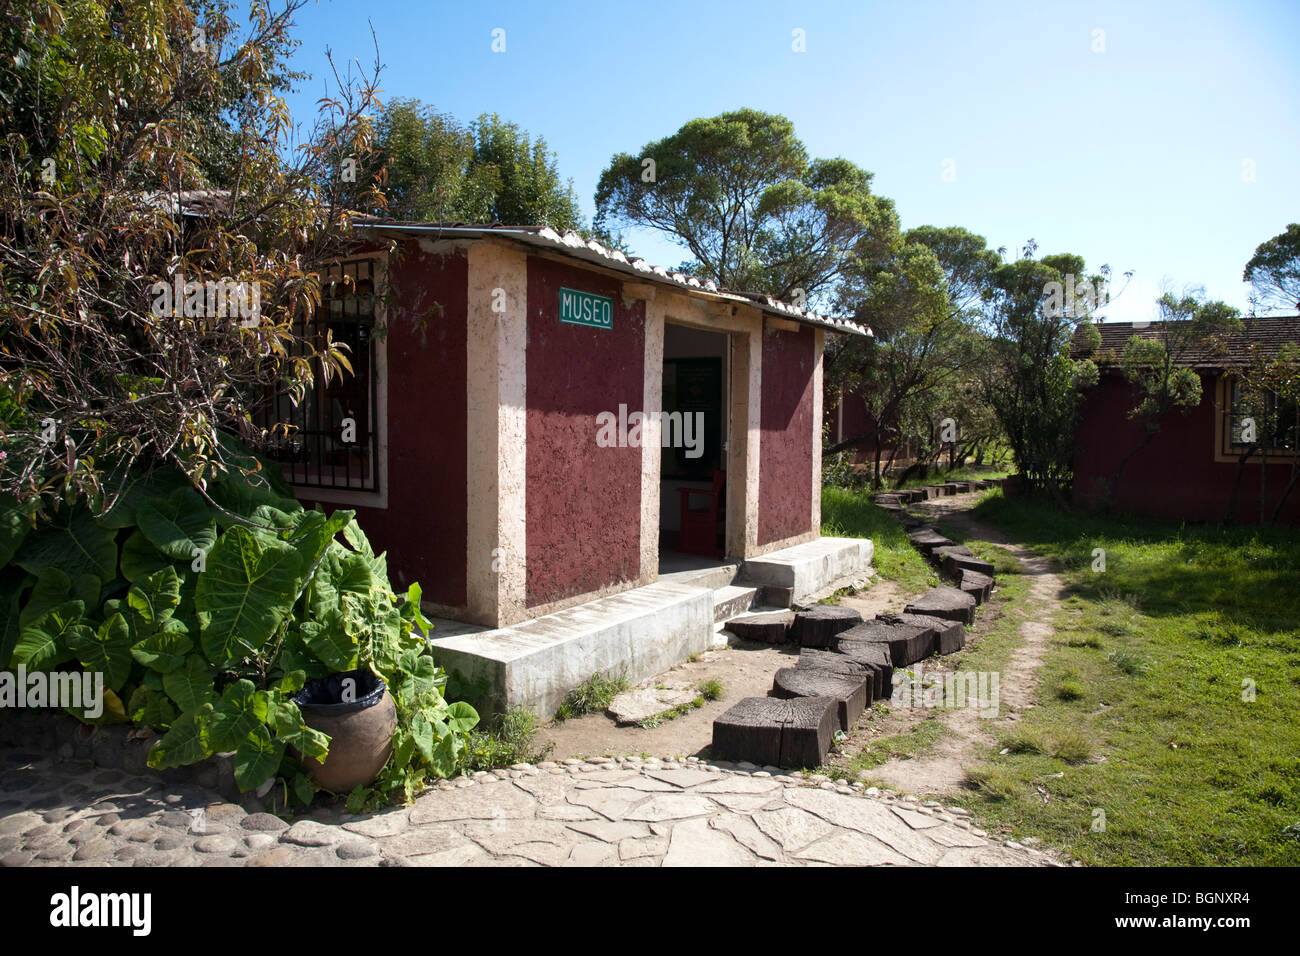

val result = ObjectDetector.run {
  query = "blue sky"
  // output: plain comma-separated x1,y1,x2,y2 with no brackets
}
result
278,0,1299,322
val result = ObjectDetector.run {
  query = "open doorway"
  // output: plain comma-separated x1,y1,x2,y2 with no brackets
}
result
659,322,730,574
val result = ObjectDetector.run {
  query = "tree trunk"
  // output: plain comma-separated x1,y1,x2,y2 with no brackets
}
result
872,432,884,490
1225,446,1257,523
1259,446,1268,525
1269,460,1299,523
1109,430,1157,508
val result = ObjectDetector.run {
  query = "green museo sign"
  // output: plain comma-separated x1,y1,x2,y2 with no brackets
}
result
558,287,613,330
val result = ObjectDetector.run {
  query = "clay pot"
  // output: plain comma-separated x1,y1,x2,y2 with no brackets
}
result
292,669,396,793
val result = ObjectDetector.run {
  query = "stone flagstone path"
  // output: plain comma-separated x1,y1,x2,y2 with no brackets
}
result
0,749,1061,867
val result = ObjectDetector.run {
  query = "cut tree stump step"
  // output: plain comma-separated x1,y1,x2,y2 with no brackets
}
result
711,696,838,768
904,586,978,625
772,667,869,731
790,605,863,648
907,529,955,556
724,610,795,644
960,569,994,603
823,639,893,699
837,617,935,667
935,548,996,579
898,612,965,655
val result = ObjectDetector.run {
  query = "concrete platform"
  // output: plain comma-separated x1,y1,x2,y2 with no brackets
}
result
429,536,873,718
739,536,874,605
429,580,714,718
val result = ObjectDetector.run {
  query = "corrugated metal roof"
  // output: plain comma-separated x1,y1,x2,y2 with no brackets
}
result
352,220,871,337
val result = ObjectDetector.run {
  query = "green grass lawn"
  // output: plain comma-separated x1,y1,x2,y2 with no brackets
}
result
886,462,1013,492
821,485,935,593
950,491,1300,866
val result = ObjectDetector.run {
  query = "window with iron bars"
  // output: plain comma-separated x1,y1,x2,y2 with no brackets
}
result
1223,377,1300,457
259,258,380,491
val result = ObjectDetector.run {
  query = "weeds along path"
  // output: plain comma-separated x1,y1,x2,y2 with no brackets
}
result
865,494,1068,797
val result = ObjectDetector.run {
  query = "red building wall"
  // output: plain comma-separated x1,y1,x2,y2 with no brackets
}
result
759,325,816,545
1072,372,1300,525
305,243,469,605
524,255,645,607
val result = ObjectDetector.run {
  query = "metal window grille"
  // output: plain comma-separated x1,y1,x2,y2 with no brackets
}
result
260,258,380,491
1222,379,1300,457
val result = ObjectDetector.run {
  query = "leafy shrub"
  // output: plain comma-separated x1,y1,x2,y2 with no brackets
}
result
0,440,478,810
555,670,628,720
698,678,724,701
464,707,552,771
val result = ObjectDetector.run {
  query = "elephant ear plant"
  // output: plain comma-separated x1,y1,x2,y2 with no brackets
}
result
0,448,478,813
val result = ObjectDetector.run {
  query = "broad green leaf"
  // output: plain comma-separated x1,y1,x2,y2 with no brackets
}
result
136,486,216,561
12,600,86,670
67,612,134,691
0,568,29,668
71,573,101,611
292,773,317,807
279,638,330,681
148,704,213,769
233,726,285,792
130,619,192,673
0,494,31,566
209,476,297,528
95,463,189,529
297,616,357,672
283,509,351,582
209,679,270,752
162,656,217,712
270,699,330,763
428,731,460,778
14,504,118,580
195,526,300,664
278,669,306,695
127,566,181,628
120,530,173,583
445,700,480,734
396,654,443,702
128,685,178,729
410,712,435,762
341,517,374,558
20,568,72,628
390,728,415,769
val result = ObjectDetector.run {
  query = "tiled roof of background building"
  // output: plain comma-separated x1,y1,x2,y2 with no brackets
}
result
1072,315,1300,368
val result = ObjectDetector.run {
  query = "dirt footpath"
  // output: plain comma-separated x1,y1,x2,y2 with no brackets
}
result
838,496,1067,796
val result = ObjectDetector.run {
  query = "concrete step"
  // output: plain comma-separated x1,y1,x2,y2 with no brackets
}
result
429,580,714,718
713,584,758,622
658,560,741,592
739,537,874,606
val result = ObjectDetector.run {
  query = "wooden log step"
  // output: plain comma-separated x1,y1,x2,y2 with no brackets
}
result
827,638,893,699
711,696,838,768
936,548,996,579
838,618,935,667
772,667,869,731
798,647,869,678
904,585,978,625
897,612,965,655
960,569,994,603
907,529,955,556
725,610,795,643
791,605,863,648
